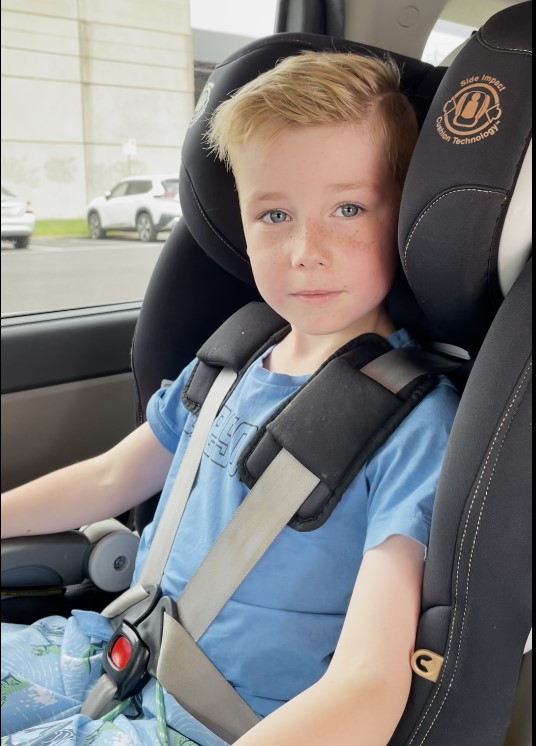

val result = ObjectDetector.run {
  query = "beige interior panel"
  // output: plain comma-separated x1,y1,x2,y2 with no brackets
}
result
1,373,136,492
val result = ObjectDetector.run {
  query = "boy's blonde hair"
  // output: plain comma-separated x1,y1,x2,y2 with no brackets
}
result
206,50,419,186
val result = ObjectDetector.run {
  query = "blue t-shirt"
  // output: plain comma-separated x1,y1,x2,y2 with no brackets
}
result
131,328,459,718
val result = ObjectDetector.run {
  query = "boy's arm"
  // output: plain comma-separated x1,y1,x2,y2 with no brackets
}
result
1,422,174,539
235,534,424,746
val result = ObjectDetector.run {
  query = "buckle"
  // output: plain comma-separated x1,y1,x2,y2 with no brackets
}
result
101,584,178,700
103,622,151,699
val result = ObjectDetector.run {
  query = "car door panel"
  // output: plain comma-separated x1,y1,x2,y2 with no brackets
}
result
1,305,138,492
101,194,132,229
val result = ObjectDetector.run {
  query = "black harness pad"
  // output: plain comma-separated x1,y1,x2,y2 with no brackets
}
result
182,302,288,414
183,302,439,531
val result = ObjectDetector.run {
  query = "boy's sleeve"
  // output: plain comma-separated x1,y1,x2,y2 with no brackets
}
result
145,359,197,454
363,381,459,556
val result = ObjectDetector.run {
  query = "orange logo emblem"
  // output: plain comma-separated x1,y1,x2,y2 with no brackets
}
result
436,75,505,145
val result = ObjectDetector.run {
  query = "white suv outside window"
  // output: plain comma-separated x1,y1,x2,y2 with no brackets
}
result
86,174,182,242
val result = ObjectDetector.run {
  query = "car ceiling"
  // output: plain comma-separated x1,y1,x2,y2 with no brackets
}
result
276,0,529,60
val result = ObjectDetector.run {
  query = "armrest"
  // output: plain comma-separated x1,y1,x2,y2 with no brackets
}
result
1,520,139,593
1,531,91,588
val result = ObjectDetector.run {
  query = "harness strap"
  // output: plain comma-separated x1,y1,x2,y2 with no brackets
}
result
140,367,238,588
156,449,319,740
85,418,320,741
83,368,238,720
156,614,260,741
100,367,238,621
82,673,119,720
361,347,458,394
176,448,320,641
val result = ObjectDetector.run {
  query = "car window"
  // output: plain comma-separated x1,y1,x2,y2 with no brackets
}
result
161,179,180,196
109,182,130,199
422,18,473,65
127,181,152,196
1,0,278,317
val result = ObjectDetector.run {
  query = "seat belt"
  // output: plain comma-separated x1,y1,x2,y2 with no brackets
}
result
99,366,238,620
83,346,453,741
81,369,240,716
84,449,320,740
156,449,320,740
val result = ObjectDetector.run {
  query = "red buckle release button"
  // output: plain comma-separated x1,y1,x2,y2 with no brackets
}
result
110,636,132,670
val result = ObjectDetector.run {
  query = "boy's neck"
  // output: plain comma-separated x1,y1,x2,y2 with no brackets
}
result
265,318,396,376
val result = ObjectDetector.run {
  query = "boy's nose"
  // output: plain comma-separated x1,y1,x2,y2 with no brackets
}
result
289,223,329,269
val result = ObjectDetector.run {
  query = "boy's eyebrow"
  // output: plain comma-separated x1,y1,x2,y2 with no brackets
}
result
247,190,288,202
329,181,382,193
247,182,381,202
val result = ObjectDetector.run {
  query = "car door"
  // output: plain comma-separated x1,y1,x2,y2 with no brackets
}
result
98,179,133,230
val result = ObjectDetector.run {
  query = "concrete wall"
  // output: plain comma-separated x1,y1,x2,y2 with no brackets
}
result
1,0,194,219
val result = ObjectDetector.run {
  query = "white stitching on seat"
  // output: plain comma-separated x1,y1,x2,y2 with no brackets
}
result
403,188,505,271
409,361,532,744
479,27,532,55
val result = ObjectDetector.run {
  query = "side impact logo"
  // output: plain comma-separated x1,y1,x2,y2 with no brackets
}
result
189,82,214,127
436,75,505,145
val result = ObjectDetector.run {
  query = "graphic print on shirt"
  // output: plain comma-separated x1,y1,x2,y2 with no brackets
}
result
185,404,258,477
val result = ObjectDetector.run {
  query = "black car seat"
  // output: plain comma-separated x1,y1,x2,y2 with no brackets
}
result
1,3,531,743
133,6,532,741
387,3,532,743
132,5,532,743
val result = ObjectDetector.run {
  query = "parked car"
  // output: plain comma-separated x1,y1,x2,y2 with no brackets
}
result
86,174,181,242
1,186,35,249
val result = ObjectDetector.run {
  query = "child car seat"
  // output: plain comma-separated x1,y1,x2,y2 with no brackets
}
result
1,3,531,743
389,4,532,742
118,5,536,743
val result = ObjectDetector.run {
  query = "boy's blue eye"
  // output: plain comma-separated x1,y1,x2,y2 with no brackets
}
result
335,204,360,218
262,210,288,224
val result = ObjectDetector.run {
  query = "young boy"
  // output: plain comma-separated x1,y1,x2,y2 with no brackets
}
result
1,52,459,745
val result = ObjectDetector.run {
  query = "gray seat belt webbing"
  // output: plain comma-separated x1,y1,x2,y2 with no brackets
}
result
152,351,442,734
82,367,239,723
155,448,320,741
81,674,118,720
101,367,237,620
140,366,238,587
361,348,454,394
176,448,320,641
157,614,261,742
90,451,320,738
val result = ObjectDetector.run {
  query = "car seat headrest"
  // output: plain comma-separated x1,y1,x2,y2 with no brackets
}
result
179,31,443,286
398,1,532,356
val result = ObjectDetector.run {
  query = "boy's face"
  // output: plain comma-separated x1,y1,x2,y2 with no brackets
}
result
233,121,402,342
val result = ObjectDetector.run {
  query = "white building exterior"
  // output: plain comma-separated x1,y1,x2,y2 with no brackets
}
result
1,0,195,218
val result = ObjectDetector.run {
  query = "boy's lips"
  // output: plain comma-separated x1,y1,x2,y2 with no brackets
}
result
291,290,341,303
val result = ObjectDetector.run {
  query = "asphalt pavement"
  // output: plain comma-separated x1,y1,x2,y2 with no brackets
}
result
1,235,167,316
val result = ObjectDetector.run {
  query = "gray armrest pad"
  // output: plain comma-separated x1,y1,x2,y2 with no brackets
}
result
1,531,91,588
